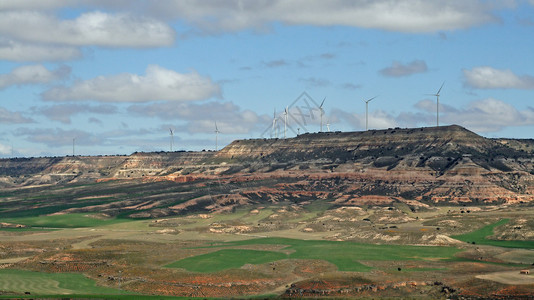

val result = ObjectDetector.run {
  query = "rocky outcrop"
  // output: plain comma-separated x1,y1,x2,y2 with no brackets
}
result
112,151,214,179
0,152,214,187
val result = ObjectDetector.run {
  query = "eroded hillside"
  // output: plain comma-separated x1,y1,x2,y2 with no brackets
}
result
1,125,534,219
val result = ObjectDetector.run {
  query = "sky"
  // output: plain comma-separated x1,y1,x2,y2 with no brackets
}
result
1,0,534,158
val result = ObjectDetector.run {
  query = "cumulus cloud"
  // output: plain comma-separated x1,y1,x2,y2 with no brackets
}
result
0,64,70,89
0,10,175,48
4,1,500,33
148,0,497,33
0,0,72,10
379,60,428,77
15,127,103,147
413,99,457,114
0,39,81,62
463,66,534,89
442,98,534,132
332,97,534,133
0,107,34,124
401,98,534,133
128,101,267,134
0,142,11,156
42,65,221,102
35,104,117,124
332,108,397,130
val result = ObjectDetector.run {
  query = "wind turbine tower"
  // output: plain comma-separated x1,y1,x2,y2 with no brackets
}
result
364,96,377,131
214,121,220,151
169,128,174,152
427,82,445,127
283,107,288,139
72,137,76,156
272,109,277,138
319,97,326,132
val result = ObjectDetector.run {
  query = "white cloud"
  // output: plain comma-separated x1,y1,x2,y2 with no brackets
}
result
380,60,428,77
128,101,267,134
332,108,397,130
413,99,457,114
463,66,534,89
15,127,103,147
414,99,437,113
0,10,175,48
0,0,72,10
0,64,70,89
0,142,10,156
341,97,534,133
0,39,81,62
150,0,497,33
0,107,34,124
35,104,117,124
405,98,534,133
443,98,530,132
42,65,221,103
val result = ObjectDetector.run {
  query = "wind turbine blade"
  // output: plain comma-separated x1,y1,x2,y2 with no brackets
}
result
319,97,326,108
365,96,377,103
437,81,445,95
215,121,218,132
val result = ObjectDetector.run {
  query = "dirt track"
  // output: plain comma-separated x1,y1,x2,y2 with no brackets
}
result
477,270,534,285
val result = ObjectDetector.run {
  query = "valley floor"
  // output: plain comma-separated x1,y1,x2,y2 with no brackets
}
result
1,199,534,299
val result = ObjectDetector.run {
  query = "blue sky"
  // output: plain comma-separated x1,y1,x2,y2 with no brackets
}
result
1,0,534,157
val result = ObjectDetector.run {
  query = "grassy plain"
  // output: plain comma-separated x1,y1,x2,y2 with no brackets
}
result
0,269,123,295
166,249,288,272
453,219,534,249
2,179,534,298
168,237,461,272
2,213,130,228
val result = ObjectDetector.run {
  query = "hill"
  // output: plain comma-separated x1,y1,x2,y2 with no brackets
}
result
1,125,534,219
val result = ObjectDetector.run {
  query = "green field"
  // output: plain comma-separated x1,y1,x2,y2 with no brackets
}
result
452,219,534,249
0,269,124,295
2,213,130,228
167,237,461,273
166,249,287,272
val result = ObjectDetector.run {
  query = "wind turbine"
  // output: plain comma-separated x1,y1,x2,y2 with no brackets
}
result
169,128,174,152
326,120,331,132
427,82,444,127
283,106,288,139
272,108,277,138
364,96,377,131
72,137,76,156
319,97,326,132
214,121,220,151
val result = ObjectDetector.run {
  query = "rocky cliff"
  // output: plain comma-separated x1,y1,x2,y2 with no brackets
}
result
216,125,531,171
0,151,214,188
